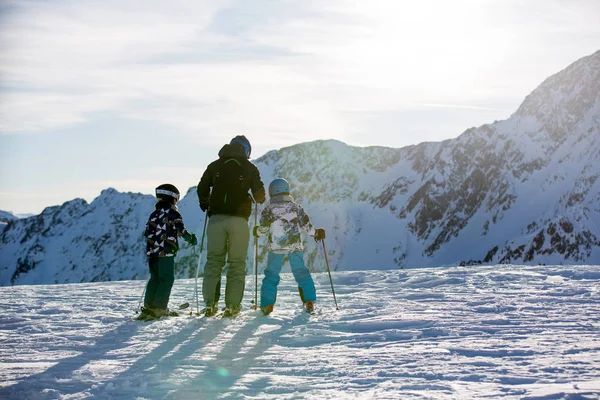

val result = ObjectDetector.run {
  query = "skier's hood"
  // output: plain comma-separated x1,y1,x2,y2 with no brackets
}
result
218,143,247,159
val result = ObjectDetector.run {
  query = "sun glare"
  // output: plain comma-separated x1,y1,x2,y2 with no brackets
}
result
335,1,511,102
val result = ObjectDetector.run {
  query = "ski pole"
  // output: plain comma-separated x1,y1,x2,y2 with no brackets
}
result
253,201,259,309
194,213,209,316
191,244,197,310
137,274,150,313
321,239,340,310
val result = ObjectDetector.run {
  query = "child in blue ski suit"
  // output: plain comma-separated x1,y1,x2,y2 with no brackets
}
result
141,183,197,320
253,178,325,315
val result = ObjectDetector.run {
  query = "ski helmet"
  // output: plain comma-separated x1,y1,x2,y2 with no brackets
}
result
269,178,290,196
230,135,251,158
155,183,180,202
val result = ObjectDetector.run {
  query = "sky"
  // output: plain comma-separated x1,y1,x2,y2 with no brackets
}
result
1,0,599,215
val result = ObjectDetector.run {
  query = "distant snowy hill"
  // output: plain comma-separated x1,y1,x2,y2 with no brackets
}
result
1,51,599,285
0,211,18,236
0,211,32,222
15,213,35,219
0,210,18,223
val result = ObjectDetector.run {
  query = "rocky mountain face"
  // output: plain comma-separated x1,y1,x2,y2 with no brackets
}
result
1,51,599,285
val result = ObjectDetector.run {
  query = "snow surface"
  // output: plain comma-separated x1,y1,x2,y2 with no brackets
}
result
1,264,599,399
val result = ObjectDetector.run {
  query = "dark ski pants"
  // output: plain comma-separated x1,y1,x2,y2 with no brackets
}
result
144,256,175,310
260,251,316,307
202,215,250,309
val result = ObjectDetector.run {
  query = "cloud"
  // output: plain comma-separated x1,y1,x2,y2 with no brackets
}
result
0,0,352,145
1,0,599,145
1,0,600,214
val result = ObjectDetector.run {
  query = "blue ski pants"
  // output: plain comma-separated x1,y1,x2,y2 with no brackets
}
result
260,252,316,307
145,256,175,310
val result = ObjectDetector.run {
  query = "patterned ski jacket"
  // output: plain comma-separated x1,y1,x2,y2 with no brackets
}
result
145,201,193,258
256,194,317,254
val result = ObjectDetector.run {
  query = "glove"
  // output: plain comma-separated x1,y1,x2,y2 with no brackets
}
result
253,226,261,237
199,202,209,212
314,228,325,241
189,234,198,246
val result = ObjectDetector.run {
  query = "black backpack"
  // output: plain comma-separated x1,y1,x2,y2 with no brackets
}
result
210,158,248,215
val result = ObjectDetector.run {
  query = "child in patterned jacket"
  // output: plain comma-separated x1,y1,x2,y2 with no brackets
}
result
253,178,325,315
140,183,197,320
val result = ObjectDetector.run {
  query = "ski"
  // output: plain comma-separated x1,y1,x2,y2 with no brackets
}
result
199,305,241,319
134,302,190,322
255,303,316,317
199,309,222,319
135,303,247,321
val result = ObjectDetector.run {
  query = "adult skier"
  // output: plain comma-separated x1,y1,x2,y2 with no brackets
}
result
197,135,266,317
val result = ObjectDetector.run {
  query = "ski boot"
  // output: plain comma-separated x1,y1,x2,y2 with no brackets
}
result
138,307,162,321
304,301,315,314
222,304,241,318
261,304,274,316
136,307,153,321
204,303,219,317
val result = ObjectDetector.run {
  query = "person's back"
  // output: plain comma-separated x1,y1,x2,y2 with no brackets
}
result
146,201,188,257
259,194,314,255
197,138,265,220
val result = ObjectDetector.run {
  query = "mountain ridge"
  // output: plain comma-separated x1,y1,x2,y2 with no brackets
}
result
1,50,599,285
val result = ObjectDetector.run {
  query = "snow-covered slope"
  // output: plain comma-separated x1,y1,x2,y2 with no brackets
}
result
0,265,598,399
1,51,599,285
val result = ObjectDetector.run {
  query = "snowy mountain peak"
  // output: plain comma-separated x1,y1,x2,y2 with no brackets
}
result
514,50,600,142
